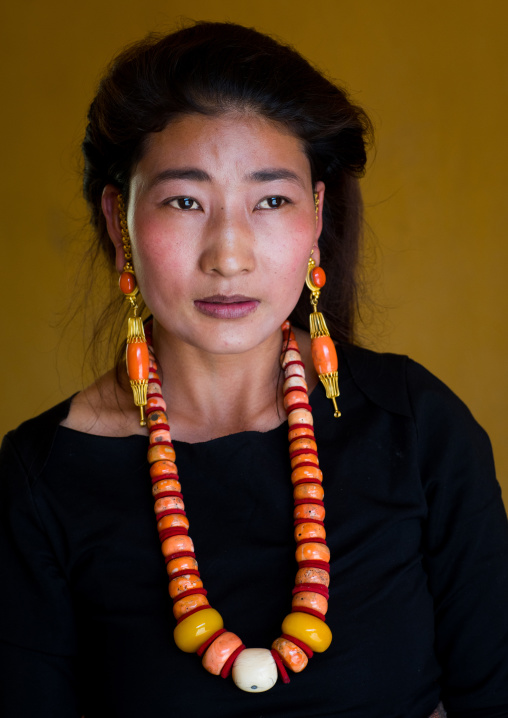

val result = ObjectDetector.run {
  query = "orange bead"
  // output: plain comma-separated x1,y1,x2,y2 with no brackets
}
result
126,342,149,382
148,445,176,464
202,631,243,675
294,520,326,541
285,363,305,378
173,594,209,619
294,503,325,522
281,320,291,332
154,496,184,514
147,395,167,412
169,574,204,599
293,483,324,501
295,542,330,563
271,637,308,673
290,453,319,470
284,390,309,411
161,535,194,557
292,591,328,615
150,428,172,444
119,270,137,295
281,350,302,369
287,409,313,427
295,567,330,587
291,466,323,484
311,335,338,376
310,266,326,288
167,556,198,576
147,411,168,430
289,438,317,454
152,478,181,496
150,460,178,479
158,514,189,532
288,426,315,442
283,376,308,393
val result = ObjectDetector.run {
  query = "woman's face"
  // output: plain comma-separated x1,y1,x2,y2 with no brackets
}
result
104,112,324,355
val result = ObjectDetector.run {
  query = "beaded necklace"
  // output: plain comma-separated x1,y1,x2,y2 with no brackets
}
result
144,320,332,693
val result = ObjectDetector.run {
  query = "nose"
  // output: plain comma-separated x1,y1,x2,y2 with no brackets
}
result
199,206,256,277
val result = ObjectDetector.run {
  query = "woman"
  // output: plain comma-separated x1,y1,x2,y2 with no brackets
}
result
1,21,507,718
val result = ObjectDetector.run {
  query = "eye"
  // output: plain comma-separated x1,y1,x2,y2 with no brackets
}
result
165,197,202,210
256,196,288,210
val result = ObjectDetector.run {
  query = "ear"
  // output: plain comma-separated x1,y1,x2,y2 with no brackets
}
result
101,185,127,273
312,180,325,266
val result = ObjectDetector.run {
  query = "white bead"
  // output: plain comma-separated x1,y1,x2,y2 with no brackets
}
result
231,648,278,693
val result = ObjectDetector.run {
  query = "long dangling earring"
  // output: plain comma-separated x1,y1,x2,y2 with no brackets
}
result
306,193,340,418
117,193,149,427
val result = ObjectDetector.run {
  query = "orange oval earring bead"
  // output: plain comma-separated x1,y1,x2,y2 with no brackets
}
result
119,270,137,295
311,335,338,376
126,342,149,382
310,266,326,288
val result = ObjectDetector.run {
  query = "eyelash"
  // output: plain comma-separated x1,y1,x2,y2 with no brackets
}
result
162,195,290,211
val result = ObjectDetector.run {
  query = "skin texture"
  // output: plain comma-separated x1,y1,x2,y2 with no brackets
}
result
64,112,325,442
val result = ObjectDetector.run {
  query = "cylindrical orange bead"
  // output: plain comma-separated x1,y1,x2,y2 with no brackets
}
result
293,484,324,501
292,591,328,615
119,270,137,295
290,453,319,470
291,466,323,484
154,496,184,514
173,594,209,619
146,411,168,430
126,342,149,382
289,437,317,454
161,535,194,557
293,504,325,522
295,567,330,587
295,542,330,563
158,514,189,532
311,336,338,376
148,445,176,464
310,266,326,288
284,391,309,412
288,426,315,442
288,409,313,427
152,478,181,496
294,521,326,541
150,460,178,480
169,574,204,599
272,637,308,673
167,556,198,576
150,428,172,444
202,631,243,675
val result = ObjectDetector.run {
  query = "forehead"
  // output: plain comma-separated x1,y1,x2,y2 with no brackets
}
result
133,112,311,182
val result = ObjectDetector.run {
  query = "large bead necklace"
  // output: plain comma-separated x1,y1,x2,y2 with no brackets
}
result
144,320,332,693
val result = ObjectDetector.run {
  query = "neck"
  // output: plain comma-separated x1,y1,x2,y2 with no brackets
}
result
151,321,291,443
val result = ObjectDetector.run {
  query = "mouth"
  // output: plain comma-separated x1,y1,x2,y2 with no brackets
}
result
194,294,260,319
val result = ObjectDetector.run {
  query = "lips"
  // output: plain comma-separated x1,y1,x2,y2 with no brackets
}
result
194,294,259,319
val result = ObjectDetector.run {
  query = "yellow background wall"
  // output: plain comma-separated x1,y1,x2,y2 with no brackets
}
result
2,1,507,504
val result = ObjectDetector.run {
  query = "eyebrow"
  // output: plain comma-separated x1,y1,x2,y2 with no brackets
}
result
147,168,211,189
247,169,304,186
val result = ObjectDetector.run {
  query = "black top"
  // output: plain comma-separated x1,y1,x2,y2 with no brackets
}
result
1,345,508,718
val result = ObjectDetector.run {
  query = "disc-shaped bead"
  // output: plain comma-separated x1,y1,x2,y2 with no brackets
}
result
166,556,198,576
288,426,314,442
293,483,324,502
283,376,308,393
147,412,168,430
148,444,176,464
231,648,278,693
173,607,223,653
293,503,325,521
173,594,209,619
147,395,167,412
202,631,243,675
169,574,204,599
281,612,332,653
311,335,338,375
149,428,172,444
280,349,302,369
150,460,178,479
292,591,329,615
295,542,330,563
284,390,309,412
285,363,305,378
161,535,194,557
271,636,309,673
295,567,330,587
126,342,149,382
294,521,326,541
289,437,317,454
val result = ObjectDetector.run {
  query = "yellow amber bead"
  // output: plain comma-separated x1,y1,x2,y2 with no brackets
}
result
173,608,224,653
281,612,332,653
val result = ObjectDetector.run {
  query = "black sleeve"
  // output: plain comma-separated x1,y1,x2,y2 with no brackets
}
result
407,360,508,717
0,432,80,717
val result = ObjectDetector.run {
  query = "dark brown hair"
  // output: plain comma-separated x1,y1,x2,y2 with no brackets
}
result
82,20,372,347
